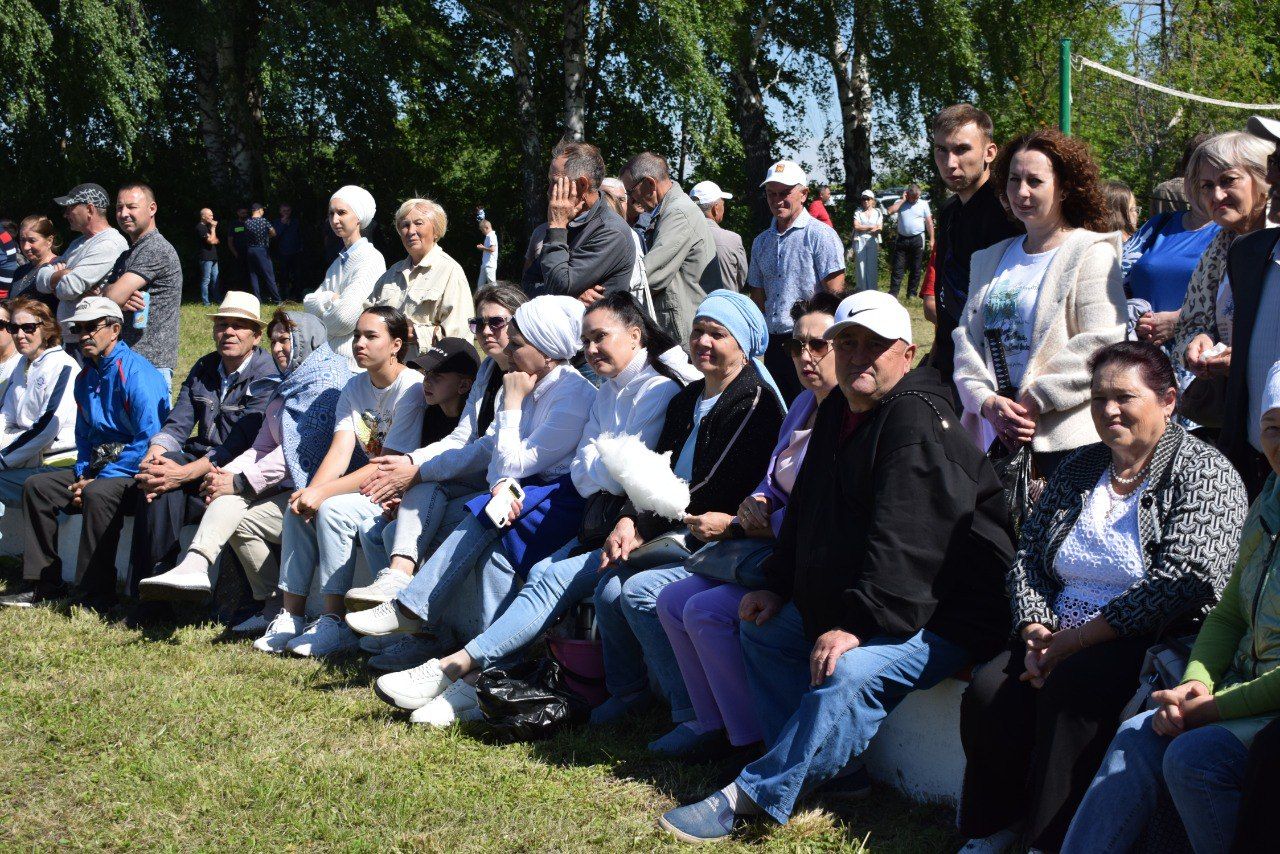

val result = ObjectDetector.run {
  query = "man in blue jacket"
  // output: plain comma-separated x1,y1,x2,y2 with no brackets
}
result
3,297,170,609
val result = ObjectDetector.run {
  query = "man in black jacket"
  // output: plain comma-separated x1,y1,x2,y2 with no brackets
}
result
660,291,1014,842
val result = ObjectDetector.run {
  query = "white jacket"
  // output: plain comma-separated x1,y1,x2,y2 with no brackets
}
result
303,237,387,365
953,229,1125,453
571,349,684,497
0,345,80,469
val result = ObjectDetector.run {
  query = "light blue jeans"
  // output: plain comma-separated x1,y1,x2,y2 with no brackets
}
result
853,238,878,291
735,603,969,824
1061,709,1249,854
595,562,694,721
198,259,218,304
278,492,382,598
359,477,483,576
464,538,598,668
158,367,173,390
394,514,522,641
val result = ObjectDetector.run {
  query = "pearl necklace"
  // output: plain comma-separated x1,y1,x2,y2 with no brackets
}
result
1109,461,1149,486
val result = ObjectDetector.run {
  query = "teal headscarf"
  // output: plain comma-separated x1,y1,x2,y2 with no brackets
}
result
694,290,783,405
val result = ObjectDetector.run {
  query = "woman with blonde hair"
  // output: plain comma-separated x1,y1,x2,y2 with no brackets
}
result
370,198,474,358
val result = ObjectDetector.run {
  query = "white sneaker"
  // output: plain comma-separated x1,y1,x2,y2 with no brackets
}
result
359,633,400,655
368,634,444,672
286,614,360,658
138,559,212,601
231,612,270,635
345,568,412,611
374,659,451,710
344,600,421,637
253,612,306,654
411,679,482,727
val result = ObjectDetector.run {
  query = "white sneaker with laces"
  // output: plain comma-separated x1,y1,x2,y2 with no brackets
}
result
345,568,412,611
374,659,451,710
411,679,482,727
345,600,421,637
252,612,306,654
286,614,360,658
368,634,443,672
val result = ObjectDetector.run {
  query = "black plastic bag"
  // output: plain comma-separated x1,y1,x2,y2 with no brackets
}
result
474,658,591,743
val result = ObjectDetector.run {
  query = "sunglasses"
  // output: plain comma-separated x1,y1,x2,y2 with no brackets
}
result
468,316,510,333
2,322,40,335
68,319,109,336
784,336,831,358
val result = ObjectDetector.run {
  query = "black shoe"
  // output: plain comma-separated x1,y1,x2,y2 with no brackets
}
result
123,599,172,629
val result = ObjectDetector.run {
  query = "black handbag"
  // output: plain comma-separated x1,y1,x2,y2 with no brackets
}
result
685,538,774,589
577,491,628,550
474,658,592,743
984,330,1045,534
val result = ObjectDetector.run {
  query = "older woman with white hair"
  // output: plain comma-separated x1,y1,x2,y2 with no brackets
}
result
304,184,388,365
370,198,474,358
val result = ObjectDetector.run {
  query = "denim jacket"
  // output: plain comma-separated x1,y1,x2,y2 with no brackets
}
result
150,347,279,464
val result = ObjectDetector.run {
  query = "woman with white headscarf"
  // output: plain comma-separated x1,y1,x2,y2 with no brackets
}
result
304,185,388,365
346,296,597,713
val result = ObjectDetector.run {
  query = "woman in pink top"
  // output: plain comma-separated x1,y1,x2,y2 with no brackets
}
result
651,294,840,759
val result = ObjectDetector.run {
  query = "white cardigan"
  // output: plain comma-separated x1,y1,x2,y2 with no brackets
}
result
952,229,1125,453
303,237,387,365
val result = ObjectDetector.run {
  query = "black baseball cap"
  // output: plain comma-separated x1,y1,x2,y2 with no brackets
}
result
408,337,480,377
53,183,110,211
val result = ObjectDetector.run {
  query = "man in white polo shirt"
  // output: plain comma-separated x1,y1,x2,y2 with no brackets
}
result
886,183,933,299
690,180,748,293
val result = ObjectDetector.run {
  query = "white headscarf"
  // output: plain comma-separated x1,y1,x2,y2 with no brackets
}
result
514,296,584,362
1264,361,1280,416
331,185,376,230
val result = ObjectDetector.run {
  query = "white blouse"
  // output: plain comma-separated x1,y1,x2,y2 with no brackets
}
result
1051,470,1148,629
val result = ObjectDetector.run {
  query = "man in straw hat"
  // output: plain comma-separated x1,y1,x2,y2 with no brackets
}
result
129,291,281,610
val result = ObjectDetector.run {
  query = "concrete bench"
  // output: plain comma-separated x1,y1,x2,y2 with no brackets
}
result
863,676,967,805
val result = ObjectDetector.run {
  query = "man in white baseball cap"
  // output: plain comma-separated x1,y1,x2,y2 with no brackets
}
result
746,158,846,403
690,180,748,292
1247,115,1280,223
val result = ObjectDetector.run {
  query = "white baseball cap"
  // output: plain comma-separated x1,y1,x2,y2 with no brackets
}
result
63,296,123,327
690,180,733,205
760,160,807,188
860,189,876,199
824,291,913,344
1247,115,1280,144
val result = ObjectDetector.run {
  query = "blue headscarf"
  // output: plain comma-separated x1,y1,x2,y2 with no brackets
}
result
278,312,357,488
694,290,783,405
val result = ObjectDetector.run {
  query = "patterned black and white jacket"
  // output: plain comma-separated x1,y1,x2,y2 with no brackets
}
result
1008,423,1247,637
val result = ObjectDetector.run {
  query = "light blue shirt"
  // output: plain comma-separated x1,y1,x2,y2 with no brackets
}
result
674,393,720,480
895,198,931,237
747,209,846,334
1247,240,1280,450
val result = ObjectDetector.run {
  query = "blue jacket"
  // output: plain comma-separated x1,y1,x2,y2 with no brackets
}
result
151,347,279,464
74,340,171,479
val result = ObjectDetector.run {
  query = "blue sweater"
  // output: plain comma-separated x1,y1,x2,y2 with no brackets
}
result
74,341,171,479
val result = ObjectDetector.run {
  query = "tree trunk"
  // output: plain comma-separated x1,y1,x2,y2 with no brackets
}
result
510,27,546,236
729,25,774,233
562,0,587,141
827,0,872,197
191,40,236,201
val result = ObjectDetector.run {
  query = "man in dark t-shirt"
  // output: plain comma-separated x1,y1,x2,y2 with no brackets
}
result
196,208,220,305
271,203,303,299
928,104,1023,395
243,202,279,303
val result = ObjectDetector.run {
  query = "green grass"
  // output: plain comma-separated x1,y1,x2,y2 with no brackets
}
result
0,294,951,850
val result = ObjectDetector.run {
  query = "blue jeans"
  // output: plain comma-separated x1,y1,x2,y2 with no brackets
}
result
464,538,598,667
198,259,218,304
395,514,521,640
389,476,486,563
1062,709,1249,854
278,492,382,598
158,367,173,390
595,562,693,721
735,603,970,824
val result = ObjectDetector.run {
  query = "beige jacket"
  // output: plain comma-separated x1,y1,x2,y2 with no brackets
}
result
369,244,475,351
953,229,1126,453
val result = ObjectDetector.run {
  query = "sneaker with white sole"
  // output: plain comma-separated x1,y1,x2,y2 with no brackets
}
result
138,564,212,601
286,613,361,658
231,612,270,635
344,568,413,611
344,600,421,637
253,612,307,654
359,633,400,655
368,634,446,672
374,659,451,710
410,679,482,727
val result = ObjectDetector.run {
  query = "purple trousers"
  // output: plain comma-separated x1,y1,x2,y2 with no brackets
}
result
656,574,763,746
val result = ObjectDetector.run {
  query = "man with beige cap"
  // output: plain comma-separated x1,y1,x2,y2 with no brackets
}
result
128,291,282,609
690,180,748,293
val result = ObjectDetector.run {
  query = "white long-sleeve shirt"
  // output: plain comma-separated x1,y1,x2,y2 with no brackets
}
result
488,363,596,485
37,228,130,322
571,349,682,497
0,346,80,469
303,237,387,365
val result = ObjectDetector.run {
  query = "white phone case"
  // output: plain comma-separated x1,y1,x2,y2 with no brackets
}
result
483,479,525,528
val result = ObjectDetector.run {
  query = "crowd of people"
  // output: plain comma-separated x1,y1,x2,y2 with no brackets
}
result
1,103,1280,853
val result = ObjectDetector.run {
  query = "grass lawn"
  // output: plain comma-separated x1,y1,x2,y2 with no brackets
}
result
0,288,954,851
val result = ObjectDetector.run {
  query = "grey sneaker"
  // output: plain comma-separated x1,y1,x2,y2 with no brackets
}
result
368,634,447,673
286,614,360,658
359,633,400,655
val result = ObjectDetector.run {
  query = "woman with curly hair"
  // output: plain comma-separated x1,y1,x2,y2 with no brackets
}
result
952,127,1127,476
